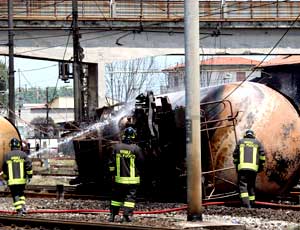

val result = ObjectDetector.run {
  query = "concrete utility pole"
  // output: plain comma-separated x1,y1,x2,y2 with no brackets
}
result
185,0,202,221
8,0,15,124
46,87,49,127
18,69,21,118
72,0,82,122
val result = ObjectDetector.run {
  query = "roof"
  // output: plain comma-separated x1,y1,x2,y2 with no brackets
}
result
22,96,74,110
200,57,260,66
259,55,300,67
49,96,74,109
23,104,46,109
162,63,185,72
162,57,260,71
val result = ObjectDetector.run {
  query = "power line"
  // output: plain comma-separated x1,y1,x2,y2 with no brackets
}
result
0,29,110,43
19,64,57,72
51,26,73,102
221,12,300,101
93,0,113,29
200,0,289,18
15,30,126,55
0,0,67,19
0,0,290,55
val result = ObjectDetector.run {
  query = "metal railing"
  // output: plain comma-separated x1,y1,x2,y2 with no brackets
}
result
0,0,299,20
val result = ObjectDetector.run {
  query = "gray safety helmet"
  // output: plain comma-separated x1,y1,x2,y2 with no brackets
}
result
244,129,255,138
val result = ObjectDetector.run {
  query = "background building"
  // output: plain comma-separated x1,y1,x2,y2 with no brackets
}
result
162,57,261,93
17,96,74,138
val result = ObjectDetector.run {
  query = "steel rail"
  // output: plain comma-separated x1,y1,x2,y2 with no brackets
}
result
0,215,172,230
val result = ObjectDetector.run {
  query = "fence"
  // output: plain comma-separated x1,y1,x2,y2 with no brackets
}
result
0,0,299,21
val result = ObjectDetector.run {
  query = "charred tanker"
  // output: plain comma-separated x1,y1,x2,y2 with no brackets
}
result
200,82,300,195
0,117,22,171
72,81,300,199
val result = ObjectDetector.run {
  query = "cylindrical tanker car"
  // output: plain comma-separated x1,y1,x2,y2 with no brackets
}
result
0,117,22,171
72,81,300,199
199,81,300,195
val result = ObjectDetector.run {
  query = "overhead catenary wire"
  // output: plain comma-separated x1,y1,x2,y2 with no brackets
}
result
0,0,67,19
19,64,57,72
0,0,290,62
93,0,113,29
50,21,73,103
0,0,289,22
1,0,295,134
15,30,126,55
0,0,291,46
221,12,300,101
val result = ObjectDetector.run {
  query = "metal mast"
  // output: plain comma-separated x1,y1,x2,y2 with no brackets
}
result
8,0,15,124
185,0,202,221
72,0,82,122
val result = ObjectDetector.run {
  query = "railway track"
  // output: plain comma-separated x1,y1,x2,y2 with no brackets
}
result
0,215,175,230
0,192,297,229
1,183,300,205
0,184,110,200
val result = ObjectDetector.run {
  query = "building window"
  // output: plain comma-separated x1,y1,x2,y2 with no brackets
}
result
236,72,246,81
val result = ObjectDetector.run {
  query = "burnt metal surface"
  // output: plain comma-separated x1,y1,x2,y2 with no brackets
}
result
72,81,300,200
254,64,300,111
201,82,300,195
0,117,21,171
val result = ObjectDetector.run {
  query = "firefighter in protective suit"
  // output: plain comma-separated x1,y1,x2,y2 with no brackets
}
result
108,127,144,222
2,138,33,215
233,129,265,208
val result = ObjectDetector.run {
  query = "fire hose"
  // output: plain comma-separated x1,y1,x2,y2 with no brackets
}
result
0,200,299,215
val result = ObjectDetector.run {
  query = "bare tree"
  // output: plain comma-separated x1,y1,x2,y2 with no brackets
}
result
105,57,158,104
30,116,58,138
0,60,8,110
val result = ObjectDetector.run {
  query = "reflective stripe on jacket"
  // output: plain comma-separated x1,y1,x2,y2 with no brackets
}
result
2,149,33,186
233,138,265,172
109,143,144,185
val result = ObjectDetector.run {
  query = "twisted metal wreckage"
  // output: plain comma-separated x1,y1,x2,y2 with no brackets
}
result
69,80,300,200
0,79,299,200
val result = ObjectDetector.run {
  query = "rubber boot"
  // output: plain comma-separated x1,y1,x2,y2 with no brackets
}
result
121,215,132,222
16,209,24,216
241,197,251,208
108,213,115,222
21,205,27,214
108,206,119,222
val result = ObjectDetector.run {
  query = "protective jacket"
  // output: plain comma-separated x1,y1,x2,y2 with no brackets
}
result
233,137,265,172
109,142,144,185
2,149,33,186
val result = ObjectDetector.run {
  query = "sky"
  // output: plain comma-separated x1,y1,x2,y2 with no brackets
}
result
0,54,268,91
0,56,72,89
0,55,185,90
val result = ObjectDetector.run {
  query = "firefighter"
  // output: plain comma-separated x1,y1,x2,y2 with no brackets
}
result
233,129,265,208
2,138,33,215
108,127,144,222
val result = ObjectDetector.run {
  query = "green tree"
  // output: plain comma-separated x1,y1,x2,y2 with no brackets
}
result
30,116,58,138
16,86,73,105
0,61,8,109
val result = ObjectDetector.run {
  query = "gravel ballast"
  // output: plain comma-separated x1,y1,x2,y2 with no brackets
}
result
0,197,298,229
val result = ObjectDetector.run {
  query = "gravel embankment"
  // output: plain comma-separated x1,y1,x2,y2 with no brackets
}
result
0,198,299,229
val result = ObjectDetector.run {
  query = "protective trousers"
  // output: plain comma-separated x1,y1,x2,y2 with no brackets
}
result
238,170,257,208
110,183,137,217
9,184,26,212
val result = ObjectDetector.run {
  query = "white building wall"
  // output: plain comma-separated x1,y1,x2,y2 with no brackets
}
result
164,66,261,92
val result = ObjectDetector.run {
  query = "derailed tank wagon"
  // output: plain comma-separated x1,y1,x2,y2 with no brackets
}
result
71,81,300,200
0,117,22,171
